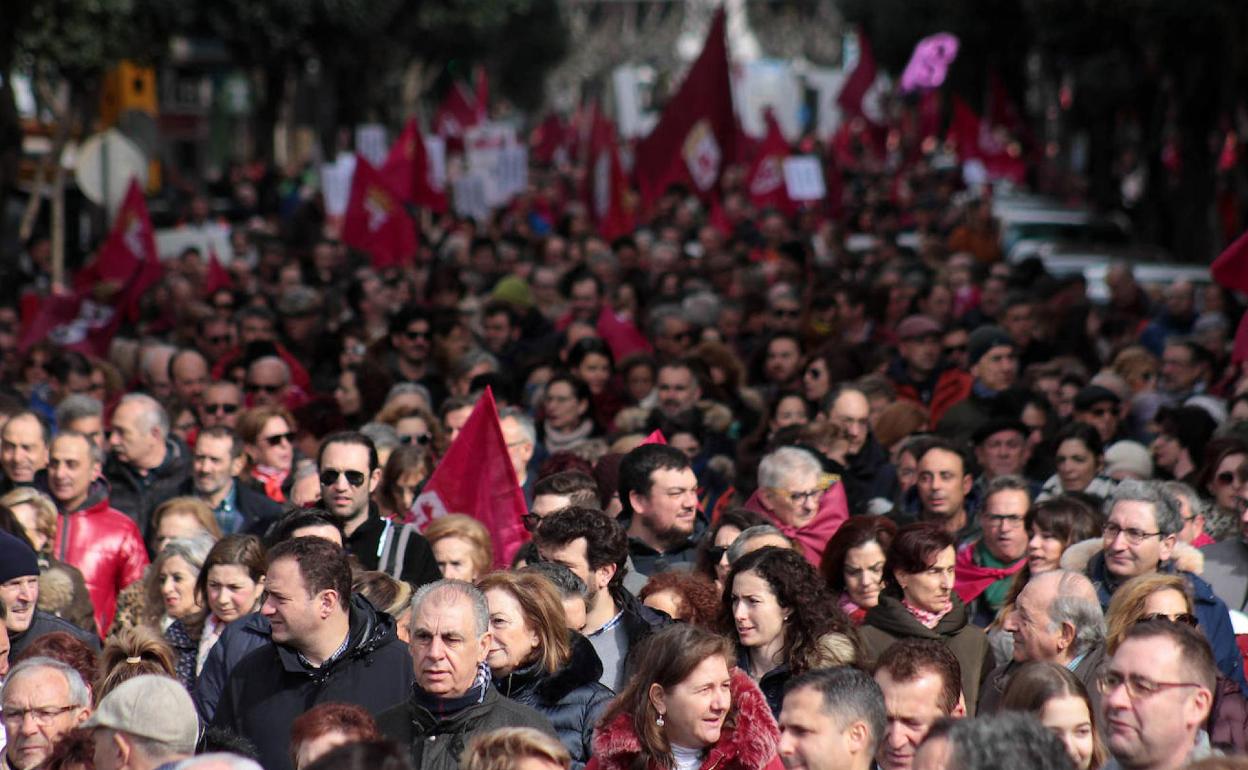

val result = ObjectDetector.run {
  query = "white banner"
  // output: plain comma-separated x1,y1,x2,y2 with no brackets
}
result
355,124,388,167
783,156,826,202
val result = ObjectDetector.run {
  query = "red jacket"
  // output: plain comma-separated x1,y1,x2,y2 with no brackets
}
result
51,479,149,636
588,668,784,770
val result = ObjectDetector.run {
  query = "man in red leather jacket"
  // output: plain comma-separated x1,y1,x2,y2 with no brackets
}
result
45,431,148,636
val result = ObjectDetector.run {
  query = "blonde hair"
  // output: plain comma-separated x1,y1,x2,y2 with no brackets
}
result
425,514,493,578
1105,573,1193,653
96,626,177,703
150,496,222,543
463,727,571,770
476,571,571,673
0,487,58,549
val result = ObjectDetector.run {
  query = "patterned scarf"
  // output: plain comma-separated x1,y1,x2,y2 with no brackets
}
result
838,592,867,625
902,597,951,629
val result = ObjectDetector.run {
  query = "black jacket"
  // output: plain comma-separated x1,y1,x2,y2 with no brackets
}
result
104,437,193,538
378,684,556,770
194,612,271,723
9,610,101,657
493,633,614,768
842,434,899,516
211,595,412,770
177,477,284,537
348,503,442,589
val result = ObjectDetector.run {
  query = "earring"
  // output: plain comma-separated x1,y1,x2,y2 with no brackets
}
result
656,714,665,727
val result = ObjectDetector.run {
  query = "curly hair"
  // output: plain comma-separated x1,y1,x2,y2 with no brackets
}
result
723,546,861,675
639,570,722,631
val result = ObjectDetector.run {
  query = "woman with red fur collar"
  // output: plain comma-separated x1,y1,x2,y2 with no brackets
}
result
587,625,783,770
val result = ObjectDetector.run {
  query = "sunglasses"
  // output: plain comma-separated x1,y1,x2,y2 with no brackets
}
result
204,403,240,415
246,383,283,394
1216,471,1236,486
261,432,295,447
403,329,432,341
944,345,968,355
707,544,729,561
319,469,367,487
523,512,543,532
400,433,433,446
206,335,232,346
1138,612,1199,627
771,309,800,319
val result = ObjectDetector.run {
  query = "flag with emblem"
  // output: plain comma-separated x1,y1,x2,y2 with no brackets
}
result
410,387,529,568
745,110,794,214
634,7,735,208
341,154,418,269
22,177,162,355
381,118,448,213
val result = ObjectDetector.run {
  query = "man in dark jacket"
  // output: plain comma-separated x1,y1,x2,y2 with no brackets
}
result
211,537,412,770
184,426,282,535
935,326,1018,447
825,385,898,515
0,530,100,657
378,580,556,770
104,393,192,537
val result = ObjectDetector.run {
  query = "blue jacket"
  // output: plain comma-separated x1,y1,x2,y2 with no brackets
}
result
1088,551,1248,695
193,612,271,723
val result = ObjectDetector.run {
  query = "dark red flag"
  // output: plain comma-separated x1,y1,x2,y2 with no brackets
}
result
745,110,794,214
381,118,448,213
837,30,878,121
587,109,635,241
434,81,482,151
1211,229,1248,364
203,249,233,297
411,387,529,567
341,155,419,269
634,8,736,208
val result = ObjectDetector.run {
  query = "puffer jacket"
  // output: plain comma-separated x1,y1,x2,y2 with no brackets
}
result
493,633,614,768
587,668,784,770
47,476,149,636
194,612,271,723
103,436,193,537
211,595,413,770
859,593,995,716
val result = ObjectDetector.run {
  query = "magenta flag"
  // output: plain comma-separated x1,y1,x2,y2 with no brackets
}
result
900,33,960,93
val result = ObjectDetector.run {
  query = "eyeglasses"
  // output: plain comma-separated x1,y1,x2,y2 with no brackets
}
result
245,383,283,394
319,469,367,487
780,488,822,505
206,335,232,346
400,433,432,446
1,705,78,725
1216,471,1236,486
984,514,1026,528
706,544,729,561
771,309,801,319
403,329,431,341
1096,670,1203,699
204,403,240,415
944,345,967,356
261,432,295,447
1102,522,1163,546
1138,612,1199,627
1087,407,1115,417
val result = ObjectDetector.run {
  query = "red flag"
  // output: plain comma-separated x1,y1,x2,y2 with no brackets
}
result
74,179,159,303
640,430,667,445
948,97,1026,184
587,109,635,240
434,81,482,150
474,65,489,123
1211,229,1248,364
18,291,119,357
634,8,736,208
837,30,878,120
411,388,528,568
381,118,448,212
531,113,572,166
341,155,419,269
595,304,651,361
203,249,233,296
745,110,794,214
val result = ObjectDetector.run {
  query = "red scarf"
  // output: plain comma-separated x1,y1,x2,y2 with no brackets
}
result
252,465,288,503
743,482,850,566
953,540,1026,604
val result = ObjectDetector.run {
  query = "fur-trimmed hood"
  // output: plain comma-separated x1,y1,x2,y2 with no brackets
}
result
590,669,779,770
1059,537,1205,575
614,400,735,436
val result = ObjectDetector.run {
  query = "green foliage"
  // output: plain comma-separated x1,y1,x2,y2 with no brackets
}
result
14,0,181,85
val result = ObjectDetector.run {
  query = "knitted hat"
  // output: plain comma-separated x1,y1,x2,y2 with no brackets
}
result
966,325,1015,366
1104,441,1153,480
492,276,533,309
0,530,39,584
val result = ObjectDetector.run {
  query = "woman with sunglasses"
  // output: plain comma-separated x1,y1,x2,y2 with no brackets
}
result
1104,573,1248,753
237,406,299,503
1196,437,1248,541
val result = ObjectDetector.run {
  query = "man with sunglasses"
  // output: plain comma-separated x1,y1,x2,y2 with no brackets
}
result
1099,619,1216,770
1073,385,1124,445
198,382,243,431
1079,480,1248,695
316,431,440,589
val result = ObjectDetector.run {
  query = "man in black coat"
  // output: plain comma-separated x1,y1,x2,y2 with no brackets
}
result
378,580,555,770
183,426,283,535
104,393,192,537
211,537,412,770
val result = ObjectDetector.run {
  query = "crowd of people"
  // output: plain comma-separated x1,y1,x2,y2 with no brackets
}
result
1,122,1248,770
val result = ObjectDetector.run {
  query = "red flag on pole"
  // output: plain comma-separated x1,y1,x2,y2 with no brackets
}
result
474,65,490,123
595,304,651,361
381,118,448,213
434,81,482,151
587,109,635,241
203,249,233,297
745,110,794,214
341,155,419,269
23,177,163,355
411,387,529,568
837,30,878,120
634,8,736,208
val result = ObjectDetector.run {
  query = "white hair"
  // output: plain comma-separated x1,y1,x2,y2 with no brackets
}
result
757,446,822,490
